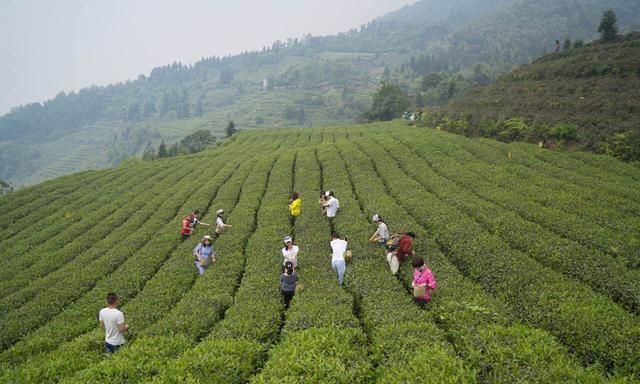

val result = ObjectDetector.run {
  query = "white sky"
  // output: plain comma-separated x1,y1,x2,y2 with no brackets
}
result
0,0,415,115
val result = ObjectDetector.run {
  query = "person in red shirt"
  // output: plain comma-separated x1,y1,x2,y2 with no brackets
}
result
181,217,193,241
181,210,210,241
395,232,416,263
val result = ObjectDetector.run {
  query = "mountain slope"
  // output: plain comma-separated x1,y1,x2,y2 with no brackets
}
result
2,0,640,186
0,124,639,382
426,32,640,159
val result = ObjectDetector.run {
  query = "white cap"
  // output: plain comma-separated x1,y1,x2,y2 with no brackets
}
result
372,214,381,222
202,235,212,241
216,209,224,215
283,236,292,244
325,191,331,197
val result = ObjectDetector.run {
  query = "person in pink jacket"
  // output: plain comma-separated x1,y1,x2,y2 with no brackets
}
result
411,256,437,308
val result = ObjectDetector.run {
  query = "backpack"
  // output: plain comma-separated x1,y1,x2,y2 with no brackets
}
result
385,238,399,251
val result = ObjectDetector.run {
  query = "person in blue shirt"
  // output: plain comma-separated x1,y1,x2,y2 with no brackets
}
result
193,235,214,275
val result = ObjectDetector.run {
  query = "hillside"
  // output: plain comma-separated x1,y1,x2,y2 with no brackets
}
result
424,32,640,160
0,123,639,382
2,0,640,186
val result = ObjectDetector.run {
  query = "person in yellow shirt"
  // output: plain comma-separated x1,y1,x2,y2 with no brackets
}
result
288,192,301,221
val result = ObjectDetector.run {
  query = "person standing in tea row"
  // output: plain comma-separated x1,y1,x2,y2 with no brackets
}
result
322,191,340,221
98,292,129,353
193,235,215,275
280,261,298,308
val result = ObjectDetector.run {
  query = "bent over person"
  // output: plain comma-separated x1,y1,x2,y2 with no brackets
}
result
98,292,129,353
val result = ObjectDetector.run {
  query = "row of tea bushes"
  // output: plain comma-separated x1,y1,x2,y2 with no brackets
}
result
377,135,640,314
354,135,640,378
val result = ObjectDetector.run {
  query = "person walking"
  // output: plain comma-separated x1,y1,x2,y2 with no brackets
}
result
280,261,298,309
411,256,437,308
330,232,348,287
369,214,390,246
215,209,232,237
282,236,299,270
193,235,215,275
322,191,340,222
288,192,301,219
98,292,129,353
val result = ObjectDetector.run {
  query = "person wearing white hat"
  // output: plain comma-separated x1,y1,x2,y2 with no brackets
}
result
281,236,300,269
215,209,232,237
193,235,215,275
369,214,390,246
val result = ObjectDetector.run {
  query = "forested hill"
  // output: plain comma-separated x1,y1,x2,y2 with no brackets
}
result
2,0,640,186
426,32,640,161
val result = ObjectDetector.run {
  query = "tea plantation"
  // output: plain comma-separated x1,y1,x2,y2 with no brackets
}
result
0,122,639,383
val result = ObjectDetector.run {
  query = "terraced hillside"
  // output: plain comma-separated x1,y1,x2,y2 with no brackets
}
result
0,122,639,383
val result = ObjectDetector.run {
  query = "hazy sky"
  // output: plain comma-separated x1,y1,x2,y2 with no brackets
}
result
0,0,415,115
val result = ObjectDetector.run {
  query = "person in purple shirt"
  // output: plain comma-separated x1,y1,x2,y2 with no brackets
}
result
280,261,298,308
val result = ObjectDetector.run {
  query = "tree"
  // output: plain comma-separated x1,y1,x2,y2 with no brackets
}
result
220,67,234,85
180,129,216,153
157,139,168,158
225,120,237,137
382,65,390,81
366,82,411,121
598,9,618,42
168,142,179,157
296,105,306,125
141,140,155,160
0,178,13,196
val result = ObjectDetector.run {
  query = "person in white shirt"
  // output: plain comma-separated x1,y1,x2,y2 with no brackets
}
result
322,191,340,220
98,292,129,353
282,236,300,269
215,209,233,237
330,232,348,287
369,214,390,246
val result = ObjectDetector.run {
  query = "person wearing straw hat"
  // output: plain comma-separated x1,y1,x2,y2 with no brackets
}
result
193,235,215,275
369,214,390,246
214,209,233,237
281,236,300,270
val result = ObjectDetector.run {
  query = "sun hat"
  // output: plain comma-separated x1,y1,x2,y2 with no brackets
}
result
216,209,224,215
283,236,293,244
202,235,212,241
372,214,381,222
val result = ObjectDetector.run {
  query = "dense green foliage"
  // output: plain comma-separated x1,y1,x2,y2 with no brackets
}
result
365,82,410,121
599,9,620,41
142,129,217,160
0,180,11,196
0,122,638,382
425,32,640,161
2,0,639,186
